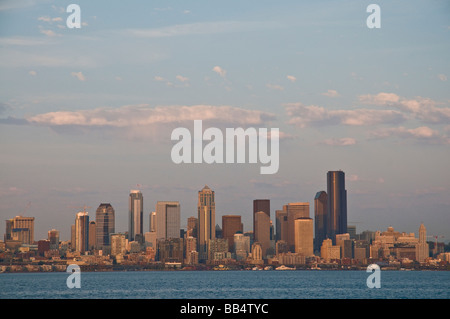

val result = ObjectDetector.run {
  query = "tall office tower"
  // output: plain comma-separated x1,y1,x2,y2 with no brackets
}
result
48,229,60,250
129,190,143,242
75,211,89,254
294,217,314,256
88,221,96,251
149,211,157,232
327,170,347,243
275,209,288,242
7,216,35,244
314,191,328,252
416,223,429,262
156,201,181,240
187,216,198,238
222,215,243,252
197,185,215,261
254,211,271,257
285,202,310,251
253,199,270,236
96,203,115,250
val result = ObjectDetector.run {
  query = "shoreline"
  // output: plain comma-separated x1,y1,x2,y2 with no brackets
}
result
1,264,449,274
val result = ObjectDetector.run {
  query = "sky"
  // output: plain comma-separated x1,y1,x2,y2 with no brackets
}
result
0,0,449,243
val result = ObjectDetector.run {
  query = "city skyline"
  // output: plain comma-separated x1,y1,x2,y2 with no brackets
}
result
2,171,445,247
0,1,449,244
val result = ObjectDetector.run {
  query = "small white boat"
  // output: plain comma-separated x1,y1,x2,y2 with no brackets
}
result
275,265,295,270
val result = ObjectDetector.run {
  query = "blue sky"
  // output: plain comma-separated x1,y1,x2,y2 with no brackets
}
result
1,0,449,242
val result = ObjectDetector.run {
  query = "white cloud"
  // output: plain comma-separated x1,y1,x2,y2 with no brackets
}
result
360,93,450,124
370,126,449,144
71,71,86,81
212,66,227,78
176,75,189,82
286,75,296,82
438,74,447,82
24,104,277,140
266,83,284,91
29,70,37,76
322,89,340,98
38,16,51,22
359,92,400,105
39,28,60,37
323,137,356,146
125,20,278,38
285,103,405,128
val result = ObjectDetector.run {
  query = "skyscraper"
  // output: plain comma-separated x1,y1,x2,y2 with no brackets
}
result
327,170,347,243
75,211,89,254
275,209,288,242
294,217,314,257
129,190,143,242
197,185,215,261
253,199,270,236
96,203,115,250
222,215,243,252
156,201,181,240
187,216,198,238
416,223,429,262
149,211,157,232
285,202,310,251
254,211,271,257
89,221,96,251
314,191,328,252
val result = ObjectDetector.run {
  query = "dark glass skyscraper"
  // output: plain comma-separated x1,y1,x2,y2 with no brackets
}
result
314,190,328,252
96,203,115,250
327,171,347,243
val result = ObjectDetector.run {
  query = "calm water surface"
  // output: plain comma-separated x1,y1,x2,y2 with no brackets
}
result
0,270,449,299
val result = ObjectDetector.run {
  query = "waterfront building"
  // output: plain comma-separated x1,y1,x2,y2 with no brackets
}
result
111,233,127,257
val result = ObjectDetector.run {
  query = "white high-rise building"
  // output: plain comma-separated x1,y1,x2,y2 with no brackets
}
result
129,190,143,242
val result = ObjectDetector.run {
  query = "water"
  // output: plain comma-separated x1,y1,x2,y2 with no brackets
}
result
0,270,449,299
